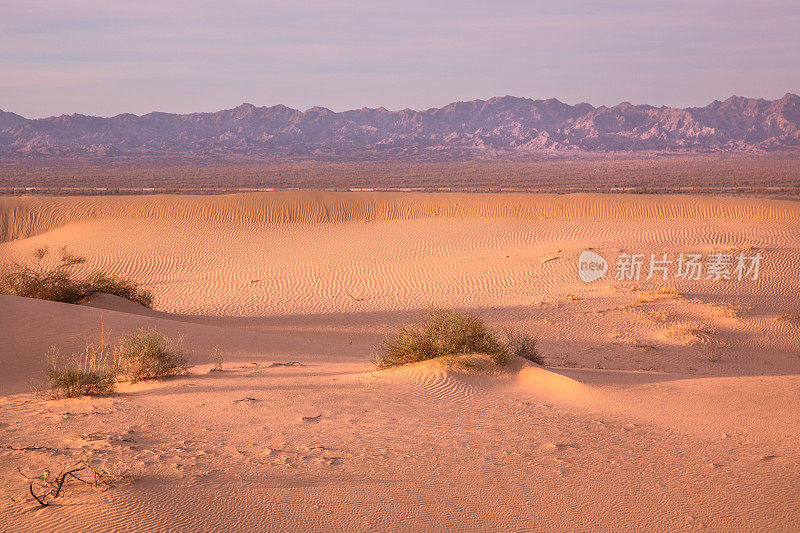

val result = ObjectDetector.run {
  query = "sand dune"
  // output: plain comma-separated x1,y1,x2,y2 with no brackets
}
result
2,192,799,531
2,194,800,320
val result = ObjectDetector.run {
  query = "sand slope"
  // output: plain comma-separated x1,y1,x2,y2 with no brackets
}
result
1,296,798,531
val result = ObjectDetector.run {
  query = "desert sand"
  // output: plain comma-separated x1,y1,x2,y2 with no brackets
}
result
1,192,799,531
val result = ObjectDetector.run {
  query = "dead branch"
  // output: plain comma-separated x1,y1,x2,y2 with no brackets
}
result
18,460,127,508
53,467,86,498
2,444,60,453
345,290,365,302
29,485,48,507
234,396,258,402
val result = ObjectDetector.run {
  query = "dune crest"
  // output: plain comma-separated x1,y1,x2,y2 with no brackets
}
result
2,192,800,243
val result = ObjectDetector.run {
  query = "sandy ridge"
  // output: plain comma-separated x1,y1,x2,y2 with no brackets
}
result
3,192,800,243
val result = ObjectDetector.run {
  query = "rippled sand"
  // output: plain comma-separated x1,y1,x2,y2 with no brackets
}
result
1,192,799,531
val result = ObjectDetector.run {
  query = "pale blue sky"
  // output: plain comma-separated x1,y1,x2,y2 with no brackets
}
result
2,1,798,118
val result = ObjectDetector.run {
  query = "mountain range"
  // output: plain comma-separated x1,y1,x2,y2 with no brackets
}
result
1,94,798,158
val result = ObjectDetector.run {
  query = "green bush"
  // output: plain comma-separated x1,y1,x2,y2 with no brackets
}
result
377,309,547,369
0,246,153,308
377,309,509,369
118,330,188,383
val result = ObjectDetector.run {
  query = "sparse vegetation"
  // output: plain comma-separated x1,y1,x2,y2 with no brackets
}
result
1,246,87,303
45,324,118,399
0,246,153,308
2,154,800,193
43,327,189,399
452,356,478,369
211,346,225,372
706,301,748,319
665,322,729,362
46,347,118,399
377,309,508,368
505,331,545,366
636,286,683,304
376,309,543,369
118,330,188,383
84,271,154,308
666,323,717,345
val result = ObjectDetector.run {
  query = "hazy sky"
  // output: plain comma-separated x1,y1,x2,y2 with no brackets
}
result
2,1,799,118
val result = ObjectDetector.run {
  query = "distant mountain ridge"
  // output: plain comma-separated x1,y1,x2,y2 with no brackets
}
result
1,94,799,157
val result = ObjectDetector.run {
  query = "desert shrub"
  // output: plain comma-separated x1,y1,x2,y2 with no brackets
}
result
377,309,509,369
0,246,153,308
504,331,545,366
85,272,154,308
0,246,86,303
118,329,188,382
46,344,118,399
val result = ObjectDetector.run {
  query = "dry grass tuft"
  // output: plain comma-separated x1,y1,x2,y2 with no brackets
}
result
666,322,728,362
210,346,225,372
45,325,117,399
656,286,682,296
637,286,683,304
84,271,153,308
665,323,717,345
46,349,117,399
707,301,748,319
42,325,189,399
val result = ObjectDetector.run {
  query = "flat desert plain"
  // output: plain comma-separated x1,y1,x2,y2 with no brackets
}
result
1,192,799,531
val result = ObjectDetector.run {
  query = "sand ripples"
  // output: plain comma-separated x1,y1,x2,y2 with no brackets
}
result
2,193,799,316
